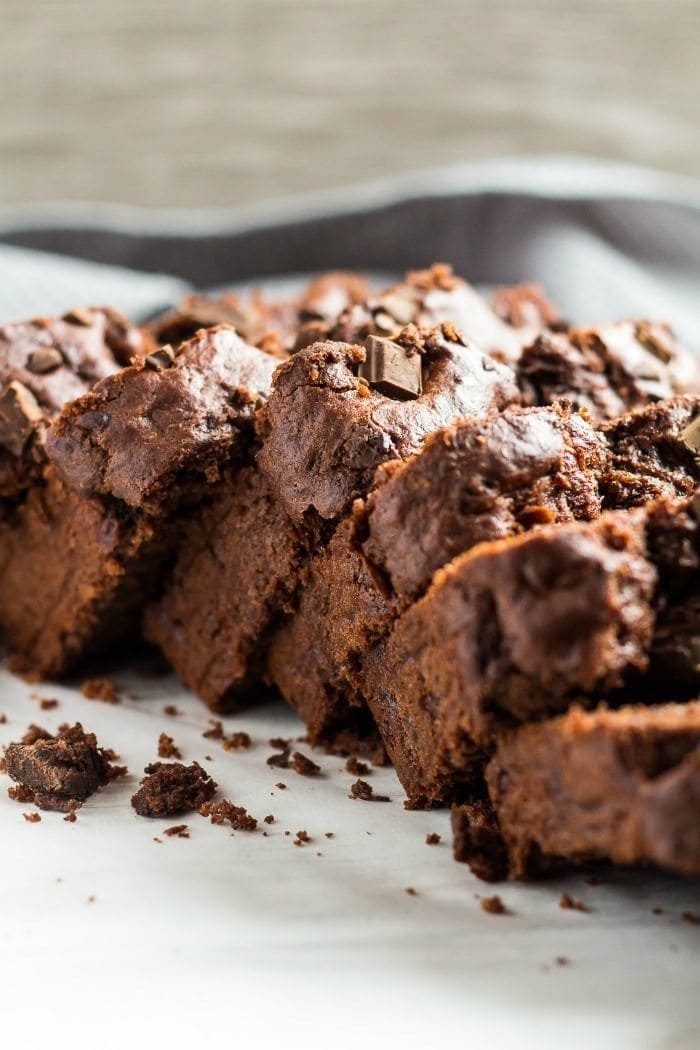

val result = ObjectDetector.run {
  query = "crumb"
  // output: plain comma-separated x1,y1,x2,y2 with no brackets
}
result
87,895,96,904
157,732,182,759
131,761,217,818
80,678,119,704
583,873,599,886
682,911,699,925
222,731,251,751
349,778,390,802
8,783,36,803
405,887,418,897
481,895,507,915
20,724,52,745
267,749,290,769
264,814,274,824
559,892,588,913
164,824,190,839
23,811,41,823
293,829,311,846
275,782,287,790
39,698,59,711
291,751,320,777
652,906,664,915
269,737,290,750
63,810,77,823
202,719,224,740
163,704,179,717
6,723,118,811
555,956,570,967
153,837,162,844
0,714,6,724
425,832,441,845
284,830,290,836
316,851,322,857
199,799,257,831
324,832,334,839
345,756,369,776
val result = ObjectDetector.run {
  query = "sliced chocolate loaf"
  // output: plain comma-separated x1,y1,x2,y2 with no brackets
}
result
0,324,278,678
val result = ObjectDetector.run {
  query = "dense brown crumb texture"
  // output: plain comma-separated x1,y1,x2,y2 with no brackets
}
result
131,761,217,818
3,722,118,812
199,799,258,831
1,267,699,885
80,678,119,704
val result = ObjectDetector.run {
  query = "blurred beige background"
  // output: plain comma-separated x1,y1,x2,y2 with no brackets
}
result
2,0,699,208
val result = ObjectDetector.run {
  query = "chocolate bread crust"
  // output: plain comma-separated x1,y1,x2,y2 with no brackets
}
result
519,322,700,421
256,327,520,529
47,325,276,512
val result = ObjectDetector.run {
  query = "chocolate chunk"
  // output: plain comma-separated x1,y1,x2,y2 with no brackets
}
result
0,381,43,456
348,778,390,802
144,345,177,372
358,336,422,400
62,307,95,327
3,723,110,812
680,415,700,457
131,761,217,818
373,291,417,327
27,347,64,374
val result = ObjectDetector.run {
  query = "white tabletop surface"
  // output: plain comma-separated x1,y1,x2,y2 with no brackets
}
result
1,660,698,1050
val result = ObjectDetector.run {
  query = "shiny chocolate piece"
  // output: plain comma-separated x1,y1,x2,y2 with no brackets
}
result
358,335,422,400
144,345,177,372
0,381,43,456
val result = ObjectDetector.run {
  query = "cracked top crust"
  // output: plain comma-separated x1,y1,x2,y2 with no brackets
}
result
46,325,279,511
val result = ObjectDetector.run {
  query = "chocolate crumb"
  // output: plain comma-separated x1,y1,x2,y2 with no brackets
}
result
324,832,334,839
222,731,251,751
163,704,179,718
199,799,257,831
20,724,53,745
291,751,321,777
157,732,182,760
0,714,6,724
23,812,41,823
264,814,274,824
652,907,664,915
583,874,599,886
269,737,291,750
275,782,287,790
425,832,441,845
555,956,570,967
349,778,390,802
405,887,418,897
63,811,77,823
131,762,217,818
682,911,699,925
80,678,119,704
481,895,507,915
267,749,290,769
294,829,311,846
5,723,116,811
559,892,588,912
345,756,369,776
38,698,59,711
164,824,190,839
203,719,224,740
8,783,35,803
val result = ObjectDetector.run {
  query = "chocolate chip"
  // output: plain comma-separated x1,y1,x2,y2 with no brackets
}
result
680,416,700,457
358,335,422,400
0,381,43,456
62,307,94,327
27,347,63,374
144,345,177,372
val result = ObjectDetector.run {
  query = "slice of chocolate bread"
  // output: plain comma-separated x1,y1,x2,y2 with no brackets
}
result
0,324,278,678
363,493,699,806
266,403,610,750
453,701,700,880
